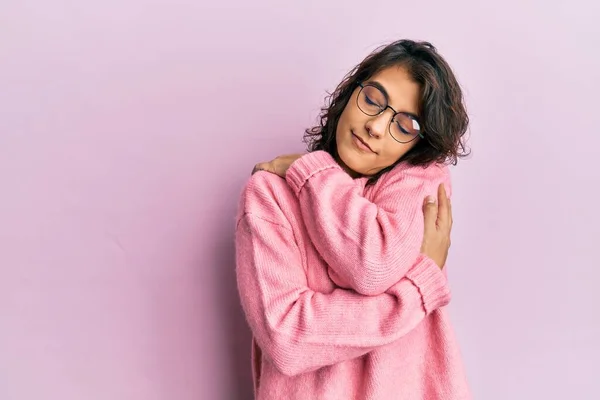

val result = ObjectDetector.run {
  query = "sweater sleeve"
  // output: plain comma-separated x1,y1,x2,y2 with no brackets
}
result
235,213,450,377
285,151,452,296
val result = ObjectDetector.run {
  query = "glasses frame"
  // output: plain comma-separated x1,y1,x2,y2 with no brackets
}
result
356,82,425,144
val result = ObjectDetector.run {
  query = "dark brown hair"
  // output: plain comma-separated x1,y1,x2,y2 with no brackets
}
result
304,39,470,185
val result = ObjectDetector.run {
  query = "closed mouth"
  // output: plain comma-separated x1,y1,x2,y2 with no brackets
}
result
352,131,376,153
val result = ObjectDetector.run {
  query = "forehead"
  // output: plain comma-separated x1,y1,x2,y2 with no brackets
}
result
365,66,421,115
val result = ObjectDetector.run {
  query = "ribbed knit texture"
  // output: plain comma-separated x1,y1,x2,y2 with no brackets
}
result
235,150,471,400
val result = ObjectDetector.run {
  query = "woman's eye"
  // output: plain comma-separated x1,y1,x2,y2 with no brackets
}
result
396,121,410,135
365,96,378,106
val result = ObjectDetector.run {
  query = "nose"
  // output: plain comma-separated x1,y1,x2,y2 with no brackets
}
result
365,110,391,139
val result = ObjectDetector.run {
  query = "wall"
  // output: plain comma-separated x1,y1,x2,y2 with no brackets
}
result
1,0,598,399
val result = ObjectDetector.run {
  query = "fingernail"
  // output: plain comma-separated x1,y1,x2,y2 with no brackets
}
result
427,196,436,204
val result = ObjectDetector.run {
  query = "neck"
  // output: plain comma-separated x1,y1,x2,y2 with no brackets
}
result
334,155,363,179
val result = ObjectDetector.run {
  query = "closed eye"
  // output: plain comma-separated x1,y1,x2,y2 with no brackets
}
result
395,121,410,135
365,95,381,107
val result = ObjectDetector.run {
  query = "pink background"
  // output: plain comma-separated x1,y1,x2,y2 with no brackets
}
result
1,1,598,399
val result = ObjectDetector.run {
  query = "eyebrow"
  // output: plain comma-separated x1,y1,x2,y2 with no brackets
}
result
365,79,420,120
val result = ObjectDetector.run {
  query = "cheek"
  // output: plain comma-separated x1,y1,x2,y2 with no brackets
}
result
337,107,351,129
335,108,353,141
381,141,417,165
338,97,364,127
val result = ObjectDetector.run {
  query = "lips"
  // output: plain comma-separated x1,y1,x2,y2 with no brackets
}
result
352,131,376,153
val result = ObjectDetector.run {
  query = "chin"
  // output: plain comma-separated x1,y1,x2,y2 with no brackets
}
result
336,144,370,177
336,128,376,177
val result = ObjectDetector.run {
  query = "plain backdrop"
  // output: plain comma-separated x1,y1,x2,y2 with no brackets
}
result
1,0,599,399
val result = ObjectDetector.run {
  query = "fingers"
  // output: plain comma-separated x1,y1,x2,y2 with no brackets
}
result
252,162,269,175
436,184,451,232
423,195,438,232
442,184,453,231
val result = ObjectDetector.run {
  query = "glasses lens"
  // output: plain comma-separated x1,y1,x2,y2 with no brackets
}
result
357,85,386,116
390,113,421,143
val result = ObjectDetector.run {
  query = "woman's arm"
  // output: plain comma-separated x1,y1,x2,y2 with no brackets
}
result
285,151,452,296
235,212,450,377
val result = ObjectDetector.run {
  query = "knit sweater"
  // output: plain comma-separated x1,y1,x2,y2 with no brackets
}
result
235,150,471,400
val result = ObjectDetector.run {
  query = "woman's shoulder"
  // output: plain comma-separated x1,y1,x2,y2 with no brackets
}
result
369,161,452,198
388,161,450,181
236,171,297,227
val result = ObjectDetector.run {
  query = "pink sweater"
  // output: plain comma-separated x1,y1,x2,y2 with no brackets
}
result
235,151,471,400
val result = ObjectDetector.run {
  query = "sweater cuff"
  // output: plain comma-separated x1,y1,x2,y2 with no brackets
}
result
285,151,340,196
405,254,451,314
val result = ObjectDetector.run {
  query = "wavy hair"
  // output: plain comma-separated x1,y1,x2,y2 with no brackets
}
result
304,39,470,185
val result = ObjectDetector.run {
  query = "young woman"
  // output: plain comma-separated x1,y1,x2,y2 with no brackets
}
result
236,39,470,399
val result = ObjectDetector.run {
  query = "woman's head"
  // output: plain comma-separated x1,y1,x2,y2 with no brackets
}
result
304,39,469,183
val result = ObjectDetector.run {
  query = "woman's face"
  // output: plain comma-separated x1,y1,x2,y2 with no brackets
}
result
335,66,422,177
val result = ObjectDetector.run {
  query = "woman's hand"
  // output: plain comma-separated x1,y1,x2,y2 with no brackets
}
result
252,154,304,178
420,183,453,269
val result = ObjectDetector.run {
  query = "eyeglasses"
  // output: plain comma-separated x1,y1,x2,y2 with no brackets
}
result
356,82,424,144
